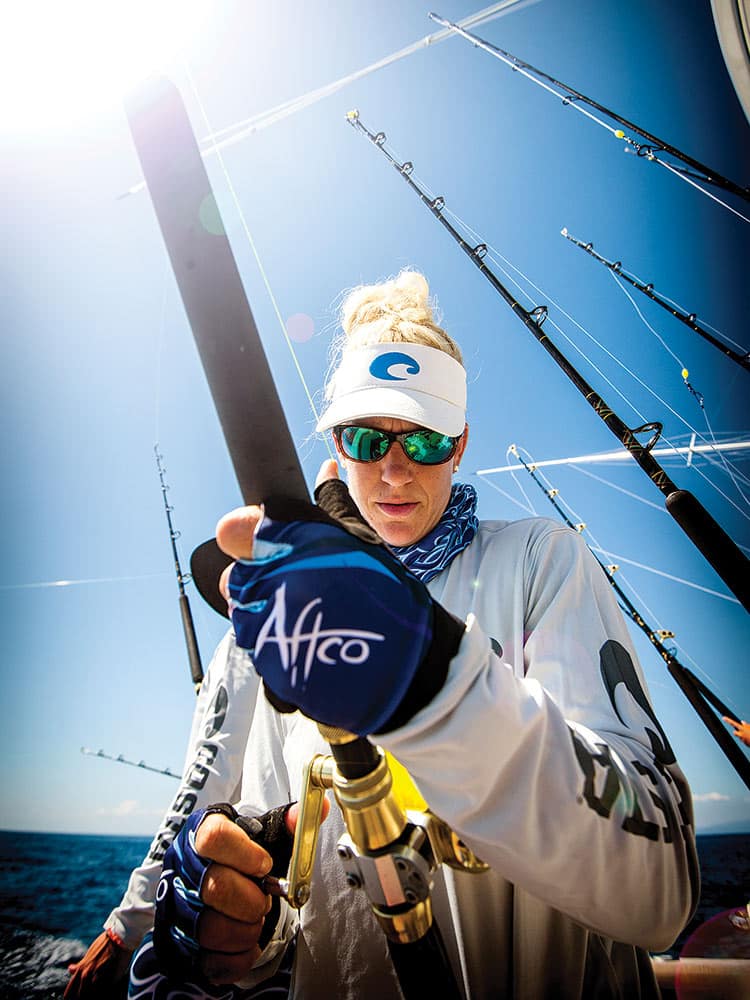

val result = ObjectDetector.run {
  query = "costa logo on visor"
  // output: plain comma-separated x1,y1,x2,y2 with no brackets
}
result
368,351,421,381
334,425,460,465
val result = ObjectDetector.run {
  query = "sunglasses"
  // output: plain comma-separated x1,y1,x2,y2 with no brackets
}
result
334,424,461,465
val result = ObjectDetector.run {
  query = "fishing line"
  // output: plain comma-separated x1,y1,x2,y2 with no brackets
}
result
476,250,750,524
438,204,750,518
504,445,539,514
699,407,750,503
152,262,170,446
587,546,740,603
488,444,724,633
0,573,169,591
602,268,750,495
597,265,750,497
504,445,737,604
493,257,653,420
568,464,669,514
652,156,750,226
181,60,334,459
429,13,750,222
429,195,671,429
473,469,537,515
607,270,688,374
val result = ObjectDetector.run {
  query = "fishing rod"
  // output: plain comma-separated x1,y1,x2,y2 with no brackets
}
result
428,13,750,213
501,445,750,789
155,445,204,692
81,746,180,779
126,75,473,999
560,229,750,374
347,111,750,613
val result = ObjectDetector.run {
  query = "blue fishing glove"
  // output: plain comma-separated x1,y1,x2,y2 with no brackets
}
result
130,932,295,1000
148,803,294,984
228,479,465,735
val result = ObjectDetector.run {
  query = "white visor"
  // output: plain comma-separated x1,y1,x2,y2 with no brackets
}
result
316,343,466,437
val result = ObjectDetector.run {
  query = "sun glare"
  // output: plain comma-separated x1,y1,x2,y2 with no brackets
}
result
1,1,206,132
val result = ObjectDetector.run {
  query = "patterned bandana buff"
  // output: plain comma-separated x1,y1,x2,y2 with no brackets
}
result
391,482,478,583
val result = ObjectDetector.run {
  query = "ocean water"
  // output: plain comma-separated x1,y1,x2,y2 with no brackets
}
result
0,831,150,999
0,830,747,998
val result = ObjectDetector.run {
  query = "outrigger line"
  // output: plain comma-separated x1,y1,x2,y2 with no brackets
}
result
561,229,750,373
478,436,750,475
118,2,535,200
498,445,750,790
155,445,204,692
429,13,750,224
346,111,750,613
81,746,179,780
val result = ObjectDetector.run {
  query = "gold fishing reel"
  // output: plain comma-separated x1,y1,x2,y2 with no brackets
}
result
280,725,488,945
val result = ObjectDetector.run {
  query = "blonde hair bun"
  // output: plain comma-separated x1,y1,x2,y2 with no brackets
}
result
338,269,462,363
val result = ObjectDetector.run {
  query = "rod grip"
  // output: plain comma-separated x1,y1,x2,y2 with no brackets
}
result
179,593,204,687
665,490,750,613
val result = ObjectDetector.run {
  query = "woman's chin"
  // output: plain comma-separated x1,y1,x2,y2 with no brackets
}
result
376,522,422,547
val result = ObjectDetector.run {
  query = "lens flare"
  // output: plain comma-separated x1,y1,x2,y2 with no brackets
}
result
1,0,206,132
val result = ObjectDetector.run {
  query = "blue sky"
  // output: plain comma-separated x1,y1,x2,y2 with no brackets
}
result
1,0,748,837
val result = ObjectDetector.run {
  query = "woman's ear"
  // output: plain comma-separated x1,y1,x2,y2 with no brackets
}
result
453,423,469,471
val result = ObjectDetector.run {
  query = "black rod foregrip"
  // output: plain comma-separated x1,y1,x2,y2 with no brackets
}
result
665,491,750,613
179,592,204,687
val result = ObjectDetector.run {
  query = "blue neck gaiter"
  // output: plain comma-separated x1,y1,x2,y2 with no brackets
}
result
391,482,478,583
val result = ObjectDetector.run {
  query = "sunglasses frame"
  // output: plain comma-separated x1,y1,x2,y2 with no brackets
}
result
333,424,461,466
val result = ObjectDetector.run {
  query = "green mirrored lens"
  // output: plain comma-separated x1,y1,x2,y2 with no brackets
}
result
403,430,455,464
341,426,389,461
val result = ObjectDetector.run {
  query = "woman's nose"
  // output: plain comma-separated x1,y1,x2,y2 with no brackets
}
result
379,443,413,484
